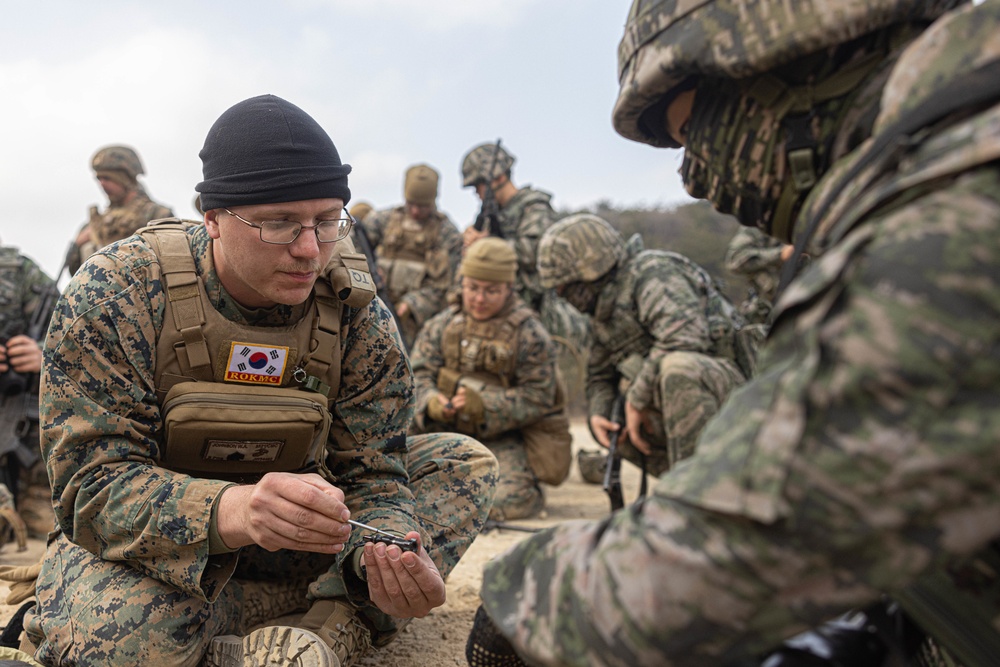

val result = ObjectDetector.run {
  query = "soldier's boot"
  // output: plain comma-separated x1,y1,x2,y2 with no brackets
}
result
576,449,607,485
207,627,339,667
298,599,372,667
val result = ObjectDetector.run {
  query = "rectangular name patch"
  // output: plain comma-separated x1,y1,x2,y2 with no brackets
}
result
223,342,289,385
203,439,284,463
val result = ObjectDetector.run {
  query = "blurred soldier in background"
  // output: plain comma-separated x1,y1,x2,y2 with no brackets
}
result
470,1,1000,666
724,227,793,325
0,240,57,541
66,144,173,274
361,165,461,349
410,238,571,521
537,214,745,479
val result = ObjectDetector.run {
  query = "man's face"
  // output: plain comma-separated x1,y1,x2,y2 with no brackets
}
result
473,182,488,202
96,174,129,205
665,89,696,147
406,200,434,222
205,198,344,308
462,277,511,321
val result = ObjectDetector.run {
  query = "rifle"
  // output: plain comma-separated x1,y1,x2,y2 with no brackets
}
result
350,216,406,347
472,139,505,239
602,396,626,511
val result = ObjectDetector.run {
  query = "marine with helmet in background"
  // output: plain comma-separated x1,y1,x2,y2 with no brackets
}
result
468,0,1000,665
537,213,745,479
460,143,591,393
409,237,572,522
66,144,174,275
360,164,462,349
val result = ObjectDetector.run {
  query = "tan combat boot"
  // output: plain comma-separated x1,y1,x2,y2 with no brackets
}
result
298,599,372,667
207,627,338,667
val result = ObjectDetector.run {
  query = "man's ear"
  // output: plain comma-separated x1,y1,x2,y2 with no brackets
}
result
204,209,222,239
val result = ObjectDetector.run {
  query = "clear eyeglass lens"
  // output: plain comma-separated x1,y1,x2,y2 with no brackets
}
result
259,218,351,244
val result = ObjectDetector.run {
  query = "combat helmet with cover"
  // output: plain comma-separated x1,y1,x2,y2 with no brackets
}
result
91,144,145,181
461,143,515,187
537,213,626,290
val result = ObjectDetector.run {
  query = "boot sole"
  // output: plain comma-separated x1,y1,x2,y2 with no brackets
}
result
207,627,339,667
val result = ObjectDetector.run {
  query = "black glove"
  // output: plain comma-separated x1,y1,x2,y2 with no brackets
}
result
466,604,529,667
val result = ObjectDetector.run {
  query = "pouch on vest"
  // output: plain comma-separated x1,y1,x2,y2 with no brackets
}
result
161,382,332,481
385,258,427,295
521,375,572,486
330,251,377,309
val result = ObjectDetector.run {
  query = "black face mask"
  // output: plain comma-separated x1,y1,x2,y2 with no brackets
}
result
559,280,602,316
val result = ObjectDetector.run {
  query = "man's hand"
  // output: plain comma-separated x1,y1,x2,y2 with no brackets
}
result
363,531,445,618
625,401,654,455
396,302,410,319
216,472,351,553
0,335,43,374
463,227,488,250
589,414,620,448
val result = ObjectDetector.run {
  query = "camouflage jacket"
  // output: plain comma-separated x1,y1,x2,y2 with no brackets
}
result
41,224,416,601
362,205,462,326
587,248,739,419
498,187,557,309
0,246,56,342
67,190,174,274
409,296,558,441
480,3,1000,665
724,226,786,303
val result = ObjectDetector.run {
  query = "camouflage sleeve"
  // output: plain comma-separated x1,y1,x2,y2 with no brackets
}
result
585,339,618,421
480,177,1000,665
724,227,786,276
327,297,419,549
41,242,236,602
512,202,554,307
474,318,558,439
405,310,451,433
626,259,714,411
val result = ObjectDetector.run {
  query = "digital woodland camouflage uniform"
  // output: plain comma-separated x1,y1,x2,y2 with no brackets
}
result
26,223,498,665
361,165,462,349
409,239,565,521
539,214,745,478
66,145,173,275
724,226,787,325
477,1,1000,665
0,245,57,540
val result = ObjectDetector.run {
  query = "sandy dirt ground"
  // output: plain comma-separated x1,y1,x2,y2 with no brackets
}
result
0,420,650,665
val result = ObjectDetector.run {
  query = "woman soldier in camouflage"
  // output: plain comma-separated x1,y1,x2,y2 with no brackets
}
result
470,0,1000,665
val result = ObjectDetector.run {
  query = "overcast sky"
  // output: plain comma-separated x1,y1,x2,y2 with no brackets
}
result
0,0,693,279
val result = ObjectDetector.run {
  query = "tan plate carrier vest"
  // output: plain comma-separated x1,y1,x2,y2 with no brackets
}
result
376,209,451,302
138,220,375,482
437,300,572,485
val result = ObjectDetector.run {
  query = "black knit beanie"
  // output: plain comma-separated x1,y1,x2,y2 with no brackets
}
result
196,94,351,211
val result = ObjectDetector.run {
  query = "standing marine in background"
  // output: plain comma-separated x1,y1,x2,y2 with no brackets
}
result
66,144,174,275
361,165,462,349
410,238,571,522
724,226,793,325
538,214,746,479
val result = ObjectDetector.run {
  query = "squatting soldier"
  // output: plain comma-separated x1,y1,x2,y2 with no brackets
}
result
724,226,792,325
470,1,1000,665
22,95,497,666
410,238,572,522
0,241,57,541
66,144,173,274
460,142,590,371
361,164,462,348
537,214,745,478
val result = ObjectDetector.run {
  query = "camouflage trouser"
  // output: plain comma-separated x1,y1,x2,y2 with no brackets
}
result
26,432,498,666
620,351,744,478
484,433,544,522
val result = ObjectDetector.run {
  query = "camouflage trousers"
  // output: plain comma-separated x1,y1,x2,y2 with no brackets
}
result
484,433,544,522
25,432,498,666
621,351,744,478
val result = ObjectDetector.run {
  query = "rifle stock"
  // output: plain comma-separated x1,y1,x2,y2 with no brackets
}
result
473,139,505,239
602,396,626,511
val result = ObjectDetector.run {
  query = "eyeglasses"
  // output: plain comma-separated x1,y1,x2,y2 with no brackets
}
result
224,208,354,245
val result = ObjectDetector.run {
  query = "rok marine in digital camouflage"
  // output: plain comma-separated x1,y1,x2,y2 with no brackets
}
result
537,213,745,479
724,226,793,326
471,1,1000,666
459,142,591,373
360,164,462,349
22,95,497,667
0,242,57,542
410,238,572,523
66,144,174,275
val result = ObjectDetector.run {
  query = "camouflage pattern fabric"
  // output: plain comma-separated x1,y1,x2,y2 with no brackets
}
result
0,246,56,338
495,186,556,311
409,296,557,521
724,227,787,324
66,189,173,274
479,3,1000,665
26,224,498,664
361,205,462,347
587,248,745,477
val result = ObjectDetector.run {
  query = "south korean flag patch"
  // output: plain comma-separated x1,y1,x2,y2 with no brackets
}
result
224,342,289,385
